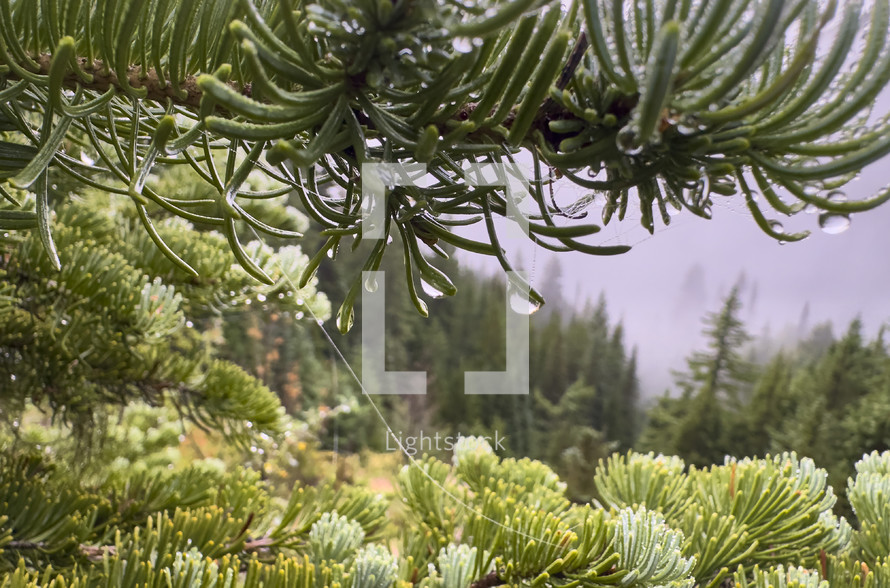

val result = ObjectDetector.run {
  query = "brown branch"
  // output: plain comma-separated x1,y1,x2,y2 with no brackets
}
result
538,32,590,122
7,52,586,134
7,55,251,109
555,32,589,92
244,536,275,551
5,48,616,157
7,541,113,562
470,570,502,588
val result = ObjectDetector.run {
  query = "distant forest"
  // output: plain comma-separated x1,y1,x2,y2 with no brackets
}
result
220,240,890,505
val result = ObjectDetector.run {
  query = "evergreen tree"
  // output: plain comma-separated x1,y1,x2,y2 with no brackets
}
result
737,352,795,457
674,286,755,408
526,297,641,498
611,347,640,449
640,287,756,465
0,188,328,437
535,310,569,404
774,321,890,502
636,389,691,457
640,308,890,517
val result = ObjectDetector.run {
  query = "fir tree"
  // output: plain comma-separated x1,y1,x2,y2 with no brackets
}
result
640,287,756,465
674,286,755,408
0,187,328,436
738,352,795,457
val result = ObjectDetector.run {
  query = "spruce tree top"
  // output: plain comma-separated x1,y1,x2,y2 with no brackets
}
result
2,0,890,320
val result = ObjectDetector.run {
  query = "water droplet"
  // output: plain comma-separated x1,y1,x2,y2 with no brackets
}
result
452,37,474,53
616,126,642,155
827,190,847,204
336,308,354,332
802,184,820,197
186,320,194,328
508,284,541,315
296,298,305,306
699,174,711,198
364,275,378,293
768,220,785,234
420,279,445,299
9,374,16,381
819,213,851,234
256,293,266,302
326,248,335,258
676,116,700,135
804,203,819,215
178,434,186,443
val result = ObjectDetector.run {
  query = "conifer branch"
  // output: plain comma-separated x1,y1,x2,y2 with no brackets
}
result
8,54,237,108
2,0,890,322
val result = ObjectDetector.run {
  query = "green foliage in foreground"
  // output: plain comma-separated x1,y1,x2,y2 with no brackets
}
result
2,436,889,588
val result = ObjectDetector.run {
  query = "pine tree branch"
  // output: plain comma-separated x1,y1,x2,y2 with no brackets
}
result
7,52,585,148
2,0,889,324
9,54,252,109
